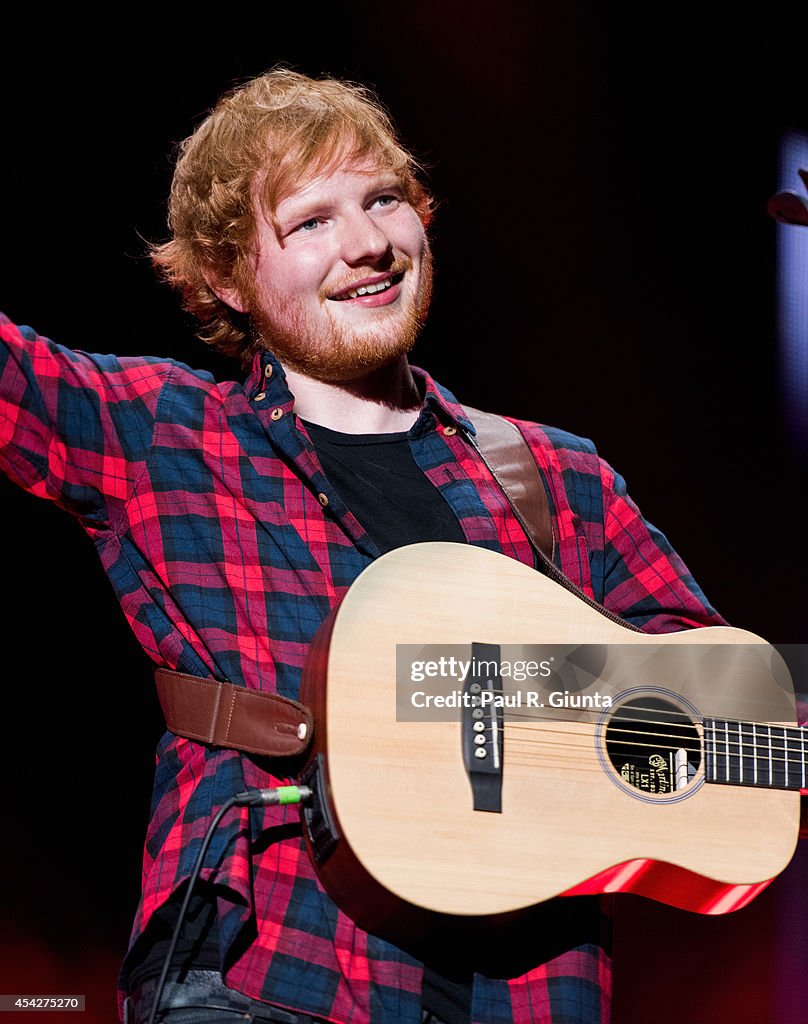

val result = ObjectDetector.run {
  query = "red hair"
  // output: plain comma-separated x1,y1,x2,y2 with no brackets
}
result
150,68,433,365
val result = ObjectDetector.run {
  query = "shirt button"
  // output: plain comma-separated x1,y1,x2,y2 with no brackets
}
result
271,408,284,421
444,425,458,436
317,492,329,507
264,363,273,378
254,392,266,402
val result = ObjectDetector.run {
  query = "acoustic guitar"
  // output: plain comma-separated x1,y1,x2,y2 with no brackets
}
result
298,542,801,951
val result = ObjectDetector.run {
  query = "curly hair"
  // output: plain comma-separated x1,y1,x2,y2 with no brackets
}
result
149,68,434,366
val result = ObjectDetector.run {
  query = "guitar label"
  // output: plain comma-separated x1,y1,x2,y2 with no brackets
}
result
619,754,675,794
606,693,701,800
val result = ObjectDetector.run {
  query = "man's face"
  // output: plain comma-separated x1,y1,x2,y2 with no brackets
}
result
239,158,433,383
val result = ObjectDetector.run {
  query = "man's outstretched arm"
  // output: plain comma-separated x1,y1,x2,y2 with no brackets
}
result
0,313,168,532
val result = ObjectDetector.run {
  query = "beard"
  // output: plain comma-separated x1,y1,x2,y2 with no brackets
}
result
248,246,433,384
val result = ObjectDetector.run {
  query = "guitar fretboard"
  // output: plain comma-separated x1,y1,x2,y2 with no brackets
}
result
704,718,806,790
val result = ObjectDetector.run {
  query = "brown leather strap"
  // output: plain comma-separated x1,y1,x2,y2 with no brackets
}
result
154,668,313,757
463,406,554,563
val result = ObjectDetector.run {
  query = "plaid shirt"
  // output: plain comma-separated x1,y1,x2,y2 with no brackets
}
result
0,312,726,1024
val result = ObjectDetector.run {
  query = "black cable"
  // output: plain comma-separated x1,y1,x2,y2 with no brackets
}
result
145,785,312,1024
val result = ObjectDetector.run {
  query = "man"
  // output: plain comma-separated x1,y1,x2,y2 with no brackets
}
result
0,68,725,1023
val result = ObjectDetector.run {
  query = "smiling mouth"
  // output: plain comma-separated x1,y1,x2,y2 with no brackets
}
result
328,272,404,301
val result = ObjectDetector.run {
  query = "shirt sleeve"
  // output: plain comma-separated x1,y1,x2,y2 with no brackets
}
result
0,313,168,533
599,456,728,632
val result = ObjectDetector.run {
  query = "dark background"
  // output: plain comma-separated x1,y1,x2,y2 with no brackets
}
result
1,5,806,1022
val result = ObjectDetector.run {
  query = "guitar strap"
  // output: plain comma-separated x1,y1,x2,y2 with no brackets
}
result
462,406,554,565
153,408,556,757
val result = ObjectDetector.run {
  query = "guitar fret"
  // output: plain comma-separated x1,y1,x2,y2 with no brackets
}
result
779,725,801,791
753,723,758,785
724,720,730,782
760,723,769,786
705,718,805,791
786,727,803,792
768,725,773,787
771,726,786,788
705,718,714,782
738,721,744,783
726,720,742,784
741,722,754,786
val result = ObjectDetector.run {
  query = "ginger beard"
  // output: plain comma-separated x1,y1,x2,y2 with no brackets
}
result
247,243,433,384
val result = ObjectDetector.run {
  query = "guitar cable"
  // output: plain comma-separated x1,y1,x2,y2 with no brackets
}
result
145,785,313,1024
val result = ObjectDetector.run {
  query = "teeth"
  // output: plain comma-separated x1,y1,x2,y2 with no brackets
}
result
339,278,394,300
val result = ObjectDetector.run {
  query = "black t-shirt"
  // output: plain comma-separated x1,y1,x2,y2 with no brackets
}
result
129,419,472,1022
302,420,465,552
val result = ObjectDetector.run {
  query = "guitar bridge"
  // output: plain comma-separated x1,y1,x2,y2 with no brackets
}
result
462,642,504,813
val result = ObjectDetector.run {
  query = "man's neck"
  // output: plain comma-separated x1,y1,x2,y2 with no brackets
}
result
283,356,422,434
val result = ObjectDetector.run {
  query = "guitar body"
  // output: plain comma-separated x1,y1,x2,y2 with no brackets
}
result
299,542,798,953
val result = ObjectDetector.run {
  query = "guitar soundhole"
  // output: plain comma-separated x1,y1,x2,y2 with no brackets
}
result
604,697,701,796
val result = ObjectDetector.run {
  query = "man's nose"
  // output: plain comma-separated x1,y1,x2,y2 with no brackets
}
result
338,209,391,265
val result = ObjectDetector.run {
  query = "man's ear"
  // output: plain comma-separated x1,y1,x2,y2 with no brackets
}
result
202,270,250,314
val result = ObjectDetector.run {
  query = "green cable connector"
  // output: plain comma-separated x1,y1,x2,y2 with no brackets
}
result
234,785,313,807
275,785,306,805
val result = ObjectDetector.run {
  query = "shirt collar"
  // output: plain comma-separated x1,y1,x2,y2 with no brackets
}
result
244,348,291,402
244,352,475,435
410,365,476,435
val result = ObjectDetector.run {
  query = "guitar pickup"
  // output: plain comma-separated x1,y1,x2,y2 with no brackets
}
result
462,642,504,813
299,754,340,864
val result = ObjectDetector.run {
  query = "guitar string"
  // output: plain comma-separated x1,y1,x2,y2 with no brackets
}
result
512,722,797,759
506,724,700,752
492,721,807,767
498,710,805,757
503,737,798,770
506,730,699,753
503,756,673,774
496,702,799,726
499,745,803,779
447,695,800,730
501,756,803,786
503,710,802,739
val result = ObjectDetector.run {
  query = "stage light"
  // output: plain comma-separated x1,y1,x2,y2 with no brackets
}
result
773,132,808,449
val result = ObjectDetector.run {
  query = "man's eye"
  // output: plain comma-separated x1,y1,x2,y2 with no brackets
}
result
372,194,399,209
297,218,321,233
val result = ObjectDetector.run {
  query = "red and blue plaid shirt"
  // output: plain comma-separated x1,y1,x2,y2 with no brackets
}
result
0,312,726,1023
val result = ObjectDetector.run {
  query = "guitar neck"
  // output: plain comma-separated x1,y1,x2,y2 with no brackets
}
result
704,718,806,790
